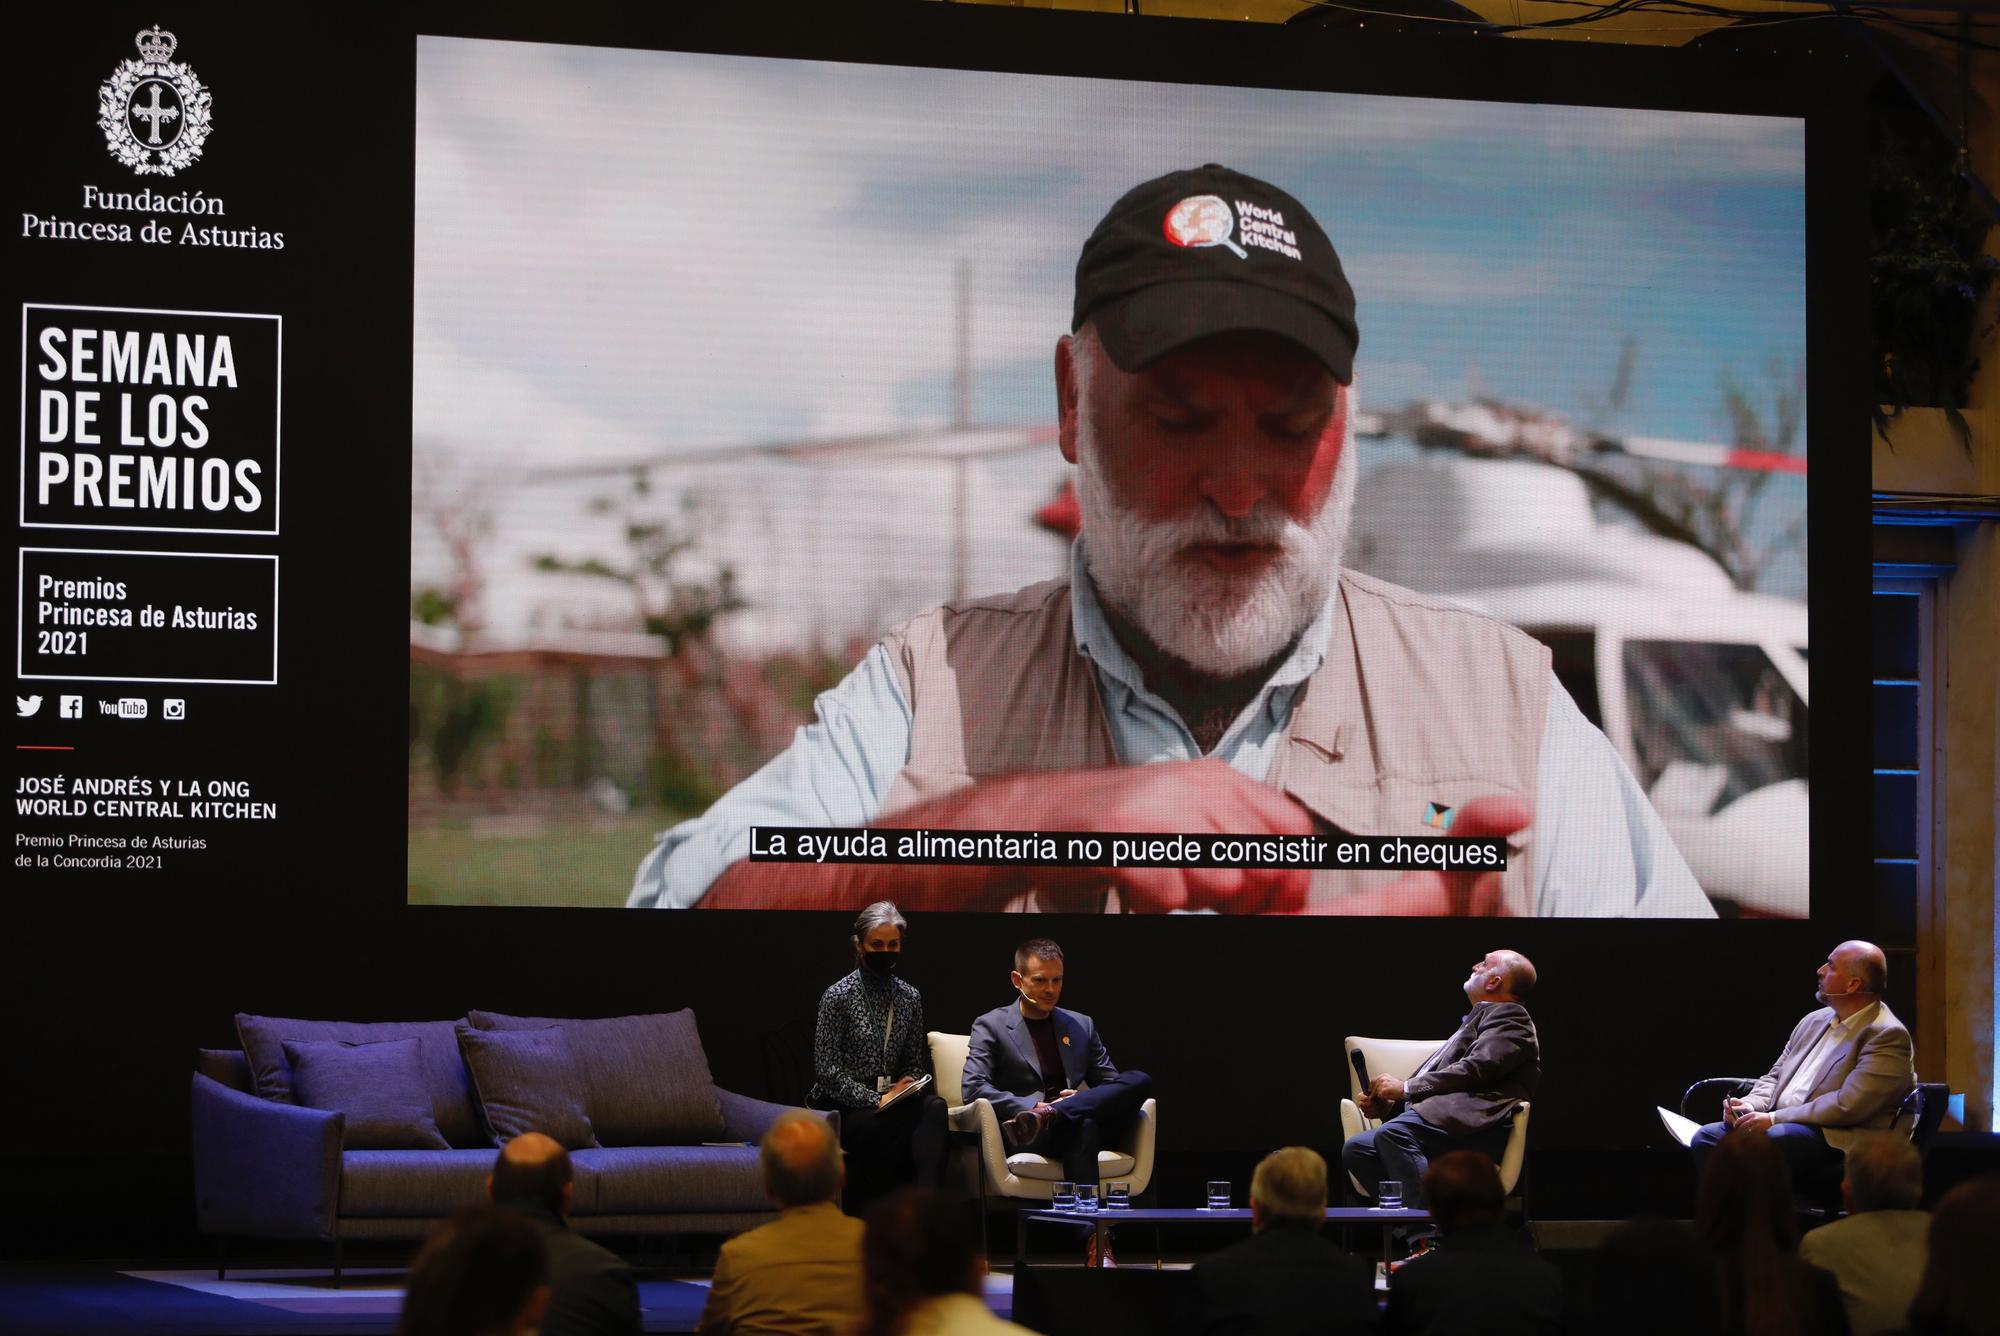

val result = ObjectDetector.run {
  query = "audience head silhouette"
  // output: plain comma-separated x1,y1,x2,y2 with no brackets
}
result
1842,1131,1924,1214
396,1203,548,1336
760,1109,843,1209
1249,1146,1328,1230
1907,1174,2000,1336
486,1131,573,1218
1425,1150,1506,1236
1582,1217,1722,1336
1695,1127,1810,1336
859,1187,984,1336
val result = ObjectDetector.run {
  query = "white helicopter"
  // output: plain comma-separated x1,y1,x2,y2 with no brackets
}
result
1344,402,1810,918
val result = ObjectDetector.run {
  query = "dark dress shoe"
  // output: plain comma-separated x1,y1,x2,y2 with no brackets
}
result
1005,1107,1049,1149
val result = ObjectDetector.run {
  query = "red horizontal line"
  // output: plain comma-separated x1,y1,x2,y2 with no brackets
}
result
1726,448,1808,476
16,744,75,750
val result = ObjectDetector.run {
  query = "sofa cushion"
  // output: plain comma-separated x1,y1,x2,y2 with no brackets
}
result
571,1145,766,1215
467,1010,724,1146
237,1014,485,1148
338,1149,554,1218
1006,1150,1138,1182
456,1023,598,1150
283,1038,450,1151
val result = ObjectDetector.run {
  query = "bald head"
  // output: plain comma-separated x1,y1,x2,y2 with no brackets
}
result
1833,941,1888,995
1817,941,1888,1019
501,1131,565,1166
761,1111,842,1209
489,1132,573,1217
1493,950,1537,1001
1466,949,1536,1004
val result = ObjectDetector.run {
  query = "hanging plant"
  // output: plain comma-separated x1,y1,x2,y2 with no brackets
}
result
1871,106,1998,446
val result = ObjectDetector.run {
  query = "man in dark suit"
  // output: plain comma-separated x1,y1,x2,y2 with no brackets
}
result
1340,949,1538,1208
1385,1152,1561,1336
961,937,1153,1186
1193,1146,1380,1335
487,1133,642,1336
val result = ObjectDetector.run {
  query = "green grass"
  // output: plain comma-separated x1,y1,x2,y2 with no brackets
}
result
407,812,680,908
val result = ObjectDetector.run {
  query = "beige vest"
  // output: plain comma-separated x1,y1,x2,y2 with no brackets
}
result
878,570,1550,913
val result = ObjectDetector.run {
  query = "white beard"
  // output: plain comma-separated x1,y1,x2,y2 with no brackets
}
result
1076,390,1358,680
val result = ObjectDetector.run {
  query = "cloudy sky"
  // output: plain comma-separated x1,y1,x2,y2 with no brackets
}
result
415,36,1802,460
412,37,1807,642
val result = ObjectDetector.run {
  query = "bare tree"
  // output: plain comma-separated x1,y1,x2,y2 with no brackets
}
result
1708,354,1808,592
1580,347,1806,593
411,441,496,641
532,468,746,655
1581,334,1639,426
409,442,510,799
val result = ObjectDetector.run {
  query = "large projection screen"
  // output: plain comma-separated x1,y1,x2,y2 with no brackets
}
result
409,38,1807,918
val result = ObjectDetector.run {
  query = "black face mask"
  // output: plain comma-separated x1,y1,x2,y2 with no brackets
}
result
860,951,900,976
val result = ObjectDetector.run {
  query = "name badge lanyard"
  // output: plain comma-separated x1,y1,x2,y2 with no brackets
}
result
878,997,896,1092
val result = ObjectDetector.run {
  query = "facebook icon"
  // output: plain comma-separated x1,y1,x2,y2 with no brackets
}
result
59,695,83,718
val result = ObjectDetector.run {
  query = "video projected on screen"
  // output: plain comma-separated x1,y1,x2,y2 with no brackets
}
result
409,38,1808,918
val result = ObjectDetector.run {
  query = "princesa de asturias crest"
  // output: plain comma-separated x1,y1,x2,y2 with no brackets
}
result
98,25,213,176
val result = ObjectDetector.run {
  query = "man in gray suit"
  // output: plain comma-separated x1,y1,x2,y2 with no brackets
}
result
961,937,1152,1187
1687,940,1916,1186
1341,949,1539,1209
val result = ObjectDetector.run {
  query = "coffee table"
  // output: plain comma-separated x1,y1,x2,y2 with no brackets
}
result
1014,1204,1433,1269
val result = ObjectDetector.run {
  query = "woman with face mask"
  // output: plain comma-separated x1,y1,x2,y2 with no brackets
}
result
808,901,951,1215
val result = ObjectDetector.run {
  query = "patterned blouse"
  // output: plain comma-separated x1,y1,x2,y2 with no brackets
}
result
809,969,932,1111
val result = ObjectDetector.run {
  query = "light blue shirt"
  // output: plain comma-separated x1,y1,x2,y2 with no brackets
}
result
630,543,1714,917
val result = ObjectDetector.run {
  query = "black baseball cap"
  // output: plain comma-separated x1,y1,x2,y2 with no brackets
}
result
1072,165,1357,383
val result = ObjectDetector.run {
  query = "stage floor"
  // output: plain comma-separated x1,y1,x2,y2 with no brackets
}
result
0,1266,1021,1336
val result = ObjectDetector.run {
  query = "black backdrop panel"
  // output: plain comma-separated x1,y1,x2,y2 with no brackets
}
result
2,1,1870,1257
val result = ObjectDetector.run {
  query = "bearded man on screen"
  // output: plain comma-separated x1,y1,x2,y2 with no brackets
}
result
630,164,1712,917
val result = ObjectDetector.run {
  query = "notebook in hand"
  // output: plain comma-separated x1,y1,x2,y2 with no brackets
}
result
1656,1105,1701,1147
880,1074,934,1110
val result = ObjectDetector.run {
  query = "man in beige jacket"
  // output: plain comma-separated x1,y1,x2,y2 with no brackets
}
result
697,1111,864,1336
633,165,1712,920
1688,940,1915,1186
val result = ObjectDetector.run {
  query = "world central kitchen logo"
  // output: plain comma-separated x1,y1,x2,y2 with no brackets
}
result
98,26,213,176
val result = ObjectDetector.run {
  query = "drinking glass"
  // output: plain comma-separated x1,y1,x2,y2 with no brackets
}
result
1051,1180,1077,1211
1074,1184,1099,1213
1377,1179,1404,1209
1105,1183,1131,1211
1205,1179,1231,1210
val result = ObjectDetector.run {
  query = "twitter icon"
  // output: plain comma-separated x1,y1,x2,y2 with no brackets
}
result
16,695,44,718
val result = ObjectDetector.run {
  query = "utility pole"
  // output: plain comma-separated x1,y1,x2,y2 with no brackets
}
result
951,259,972,602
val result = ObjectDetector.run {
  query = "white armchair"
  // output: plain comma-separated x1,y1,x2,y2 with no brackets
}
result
1338,1034,1530,1203
928,1031,1157,1204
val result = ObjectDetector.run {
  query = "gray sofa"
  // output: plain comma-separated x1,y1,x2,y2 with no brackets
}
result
191,1009,807,1278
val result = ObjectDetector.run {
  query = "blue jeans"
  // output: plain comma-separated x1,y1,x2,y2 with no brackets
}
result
1340,1108,1509,1207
